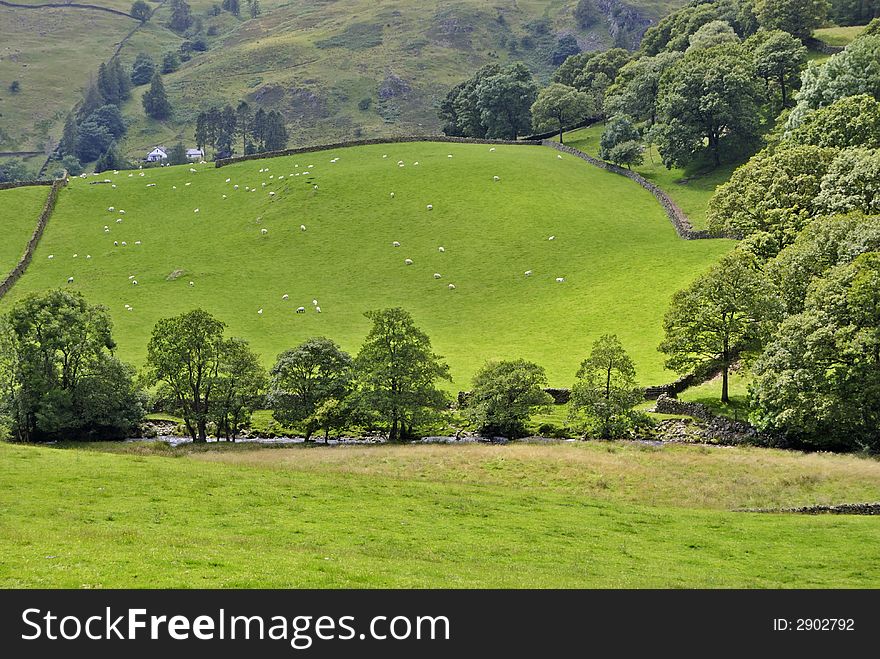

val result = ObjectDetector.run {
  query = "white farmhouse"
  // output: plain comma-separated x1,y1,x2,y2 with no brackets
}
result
145,146,168,162
186,148,205,161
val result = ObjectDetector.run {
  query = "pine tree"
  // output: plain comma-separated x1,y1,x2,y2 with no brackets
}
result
95,142,124,173
235,100,252,154
215,105,237,156
169,142,188,165
194,111,209,151
110,58,131,102
78,80,106,120
59,114,79,158
97,62,120,106
251,107,267,151
263,110,289,151
142,72,172,119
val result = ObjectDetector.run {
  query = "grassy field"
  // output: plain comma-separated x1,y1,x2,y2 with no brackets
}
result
813,24,866,47
0,142,732,387
560,124,739,231
1,440,878,588
0,185,46,275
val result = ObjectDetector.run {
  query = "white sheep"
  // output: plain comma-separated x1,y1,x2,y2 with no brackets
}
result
493,176,500,182
489,147,496,152
185,182,191,187
104,228,110,233
313,185,318,190
119,210,125,214
261,228,268,235
390,192,395,198
222,194,227,199
296,306,305,314
556,277,565,283
427,204,433,210
147,183,156,187
448,284,456,290
114,241,119,246
548,235,556,241
438,246,445,253
128,275,135,280
48,254,54,259
189,168,197,173
86,255,91,260
132,280,138,285
393,241,401,247
189,281,194,287
135,241,141,245
405,259,413,265
257,308,263,315
234,185,239,190
121,241,127,246
194,208,200,213
282,294,289,300
108,207,115,212
315,306,321,313
383,154,388,158
67,277,74,283
300,225,306,231
524,270,533,277
312,299,318,306
558,155,563,159
433,273,442,279
269,191,276,196
448,154,453,158
225,178,231,183
116,218,122,223
413,161,419,166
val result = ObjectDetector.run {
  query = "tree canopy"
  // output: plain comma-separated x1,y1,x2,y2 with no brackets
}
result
465,359,552,438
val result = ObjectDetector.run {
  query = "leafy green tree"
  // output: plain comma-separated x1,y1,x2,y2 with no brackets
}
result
75,120,114,163
0,159,31,183
439,64,501,137
142,72,172,119
599,114,642,165
0,290,143,442
707,145,837,253
355,308,451,441
130,52,156,86
235,100,252,153
571,48,631,93
262,109,288,151
606,140,645,168
168,142,188,165
475,63,538,139
167,0,193,32
751,253,880,450
269,338,353,441
87,104,126,139
660,250,780,402
829,0,880,26
131,0,151,21
641,2,722,54
655,43,762,168
221,0,240,16
144,309,229,442
551,35,581,66
531,83,595,142
864,17,880,36
754,0,829,39
605,51,682,125
817,147,880,215
464,360,552,438
767,212,880,314
212,337,266,440
161,51,180,74
747,29,807,109
786,35,880,130
687,20,740,52
569,335,642,439
787,94,880,149
552,52,593,87
58,154,83,176
94,142,125,173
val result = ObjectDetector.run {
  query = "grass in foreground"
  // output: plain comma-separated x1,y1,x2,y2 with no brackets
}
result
0,185,46,275
560,124,741,231
0,142,732,386
1,441,879,588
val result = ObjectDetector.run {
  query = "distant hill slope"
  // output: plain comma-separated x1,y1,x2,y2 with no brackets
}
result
0,0,687,162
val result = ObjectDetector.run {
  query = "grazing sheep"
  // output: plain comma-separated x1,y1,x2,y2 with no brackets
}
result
234,185,239,190
296,306,306,314
147,183,156,187
189,168,197,173
135,241,141,245
128,275,135,280
489,147,496,152
393,241,401,247
257,309,263,315
222,194,227,199
438,246,445,252
104,228,110,233
261,228,268,235
556,277,565,283
448,284,456,290
493,176,500,181
114,241,119,246
427,204,433,210
189,281,194,287
558,155,563,159
194,208,200,213
121,241,127,246
108,207,115,212
172,186,177,189
524,270,533,276
127,307,133,312
225,178,231,183
67,277,74,284
390,192,395,198
315,306,321,313
245,186,251,191
185,182,191,187
413,161,419,166
270,175,274,179
313,185,318,190
282,294,289,300
300,225,306,231
86,255,91,260
312,299,318,306
132,280,138,285
383,155,388,158
548,235,556,241
405,259,413,265
116,218,122,223
119,210,125,214
262,182,267,187
448,154,453,158
433,273,442,279
48,254,54,260
269,191,276,196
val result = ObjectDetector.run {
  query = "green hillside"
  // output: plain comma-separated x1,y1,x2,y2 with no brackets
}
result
0,0,688,162
0,141,732,387
0,185,46,274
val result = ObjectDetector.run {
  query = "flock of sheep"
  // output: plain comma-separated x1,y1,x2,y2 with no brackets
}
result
58,145,567,317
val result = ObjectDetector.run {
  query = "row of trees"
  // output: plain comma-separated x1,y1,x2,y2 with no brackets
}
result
0,292,645,443
658,31,880,451
194,102,289,158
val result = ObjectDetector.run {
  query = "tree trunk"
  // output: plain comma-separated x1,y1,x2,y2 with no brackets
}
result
197,419,208,443
721,364,729,404
559,123,564,145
